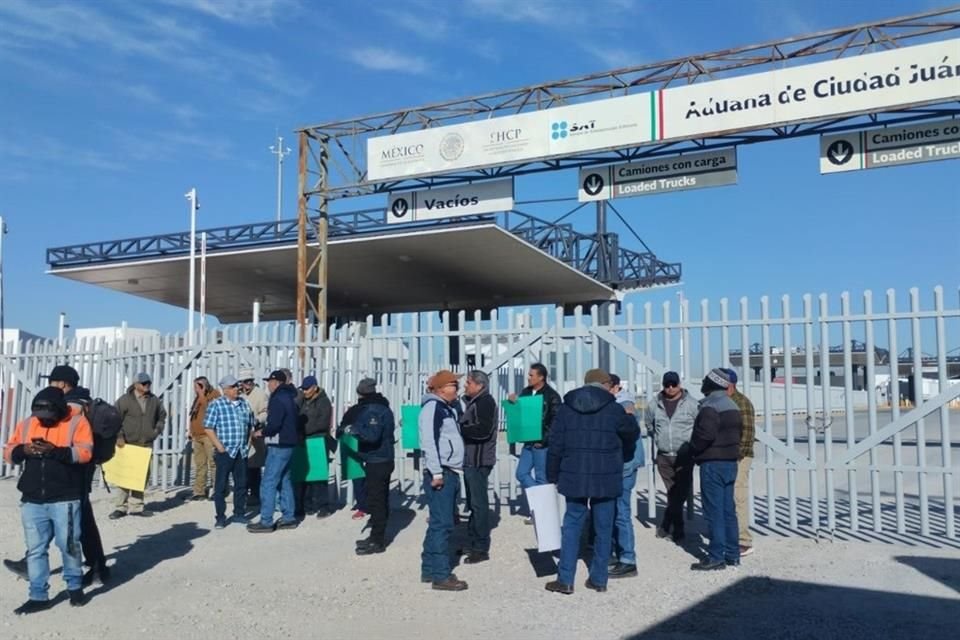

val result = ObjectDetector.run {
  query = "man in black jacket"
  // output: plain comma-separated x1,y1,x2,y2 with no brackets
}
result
689,368,743,571
295,375,334,520
509,363,562,524
459,370,498,564
341,378,396,556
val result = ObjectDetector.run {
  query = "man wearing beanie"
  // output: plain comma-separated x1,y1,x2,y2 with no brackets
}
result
3,387,94,614
689,368,742,571
545,369,639,595
342,378,396,555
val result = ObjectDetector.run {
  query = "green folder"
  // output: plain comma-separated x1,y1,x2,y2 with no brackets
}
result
506,394,544,444
291,437,329,483
339,433,366,480
400,405,421,450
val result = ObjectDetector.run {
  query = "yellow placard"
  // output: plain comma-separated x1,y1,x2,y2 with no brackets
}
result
101,443,152,492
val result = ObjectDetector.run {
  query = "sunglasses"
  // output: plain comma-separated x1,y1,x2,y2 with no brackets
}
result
663,382,678,389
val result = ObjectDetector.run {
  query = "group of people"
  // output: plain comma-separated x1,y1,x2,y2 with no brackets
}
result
2,359,756,612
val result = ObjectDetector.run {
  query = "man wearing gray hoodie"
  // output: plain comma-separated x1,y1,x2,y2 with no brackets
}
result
418,369,468,592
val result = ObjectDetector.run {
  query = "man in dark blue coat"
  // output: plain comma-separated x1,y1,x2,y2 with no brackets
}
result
545,369,639,595
248,370,300,533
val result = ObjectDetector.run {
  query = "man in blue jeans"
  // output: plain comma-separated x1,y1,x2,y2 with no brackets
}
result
689,368,743,571
248,370,300,533
509,363,561,524
203,375,255,529
545,369,639,595
419,369,468,591
608,374,645,579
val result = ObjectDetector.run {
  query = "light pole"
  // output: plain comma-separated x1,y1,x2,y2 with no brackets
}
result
185,188,199,345
270,135,290,230
677,290,686,382
57,312,70,347
199,231,207,344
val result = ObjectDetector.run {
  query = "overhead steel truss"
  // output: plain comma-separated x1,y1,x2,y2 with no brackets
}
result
294,6,960,340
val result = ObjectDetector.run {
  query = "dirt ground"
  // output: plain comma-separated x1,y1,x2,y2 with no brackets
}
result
0,479,958,640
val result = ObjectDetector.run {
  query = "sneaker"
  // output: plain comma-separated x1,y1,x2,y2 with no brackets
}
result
655,527,670,539
356,537,375,548
215,519,227,530
68,589,86,607
432,575,468,591
14,599,52,615
463,551,489,564
584,578,607,593
3,558,28,580
544,580,574,595
108,510,126,520
355,542,386,556
608,562,638,578
725,558,741,567
691,559,726,571
277,520,299,530
246,522,275,533
739,545,754,557
523,517,534,526
315,509,333,519
352,510,367,520
231,515,249,526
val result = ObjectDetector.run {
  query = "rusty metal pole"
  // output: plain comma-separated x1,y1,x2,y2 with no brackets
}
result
296,131,309,361
317,137,329,340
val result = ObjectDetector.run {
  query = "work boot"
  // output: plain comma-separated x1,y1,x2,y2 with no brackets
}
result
545,580,574,595
355,542,386,556
246,522,275,533
691,559,726,571
277,520,299,530
432,575,468,591
585,578,607,592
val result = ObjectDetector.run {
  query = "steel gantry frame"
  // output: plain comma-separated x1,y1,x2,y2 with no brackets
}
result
295,6,960,341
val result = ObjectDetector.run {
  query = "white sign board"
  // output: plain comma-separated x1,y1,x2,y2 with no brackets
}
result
385,178,514,224
578,148,738,201
367,39,960,182
820,118,960,173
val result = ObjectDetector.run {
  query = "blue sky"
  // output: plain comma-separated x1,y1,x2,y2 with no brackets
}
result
0,0,957,338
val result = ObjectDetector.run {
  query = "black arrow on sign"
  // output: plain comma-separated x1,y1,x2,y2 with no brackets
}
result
827,139,855,166
391,197,410,218
583,173,605,196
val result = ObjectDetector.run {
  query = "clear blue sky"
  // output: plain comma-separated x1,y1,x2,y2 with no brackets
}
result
1,0,957,338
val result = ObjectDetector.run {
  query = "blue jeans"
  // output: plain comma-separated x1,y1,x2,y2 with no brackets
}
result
421,469,460,582
214,451,247,522
260,446,295,526
558,497,615,588
515,444,548,490
21,501,83,601
613,470,638,565
700,461,739,564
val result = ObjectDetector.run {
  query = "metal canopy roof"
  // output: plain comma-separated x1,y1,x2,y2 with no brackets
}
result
48,222,615,323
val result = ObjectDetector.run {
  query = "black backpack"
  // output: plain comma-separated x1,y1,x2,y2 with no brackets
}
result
87,398,122,464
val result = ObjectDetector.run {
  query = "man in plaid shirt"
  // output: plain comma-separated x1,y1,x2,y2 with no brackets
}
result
722,369,755,557
204,375,255,529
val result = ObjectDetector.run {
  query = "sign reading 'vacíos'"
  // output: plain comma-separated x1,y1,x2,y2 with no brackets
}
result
578,148,738,202
367,38,960,182
386,179,514,224
820,118,960,174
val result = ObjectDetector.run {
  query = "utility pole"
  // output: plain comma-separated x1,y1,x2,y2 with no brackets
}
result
185,188,199,345
57,312,69,346
677,290,686,382
270,134,291,230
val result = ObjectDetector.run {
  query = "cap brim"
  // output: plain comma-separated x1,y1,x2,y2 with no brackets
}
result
32,409,58,421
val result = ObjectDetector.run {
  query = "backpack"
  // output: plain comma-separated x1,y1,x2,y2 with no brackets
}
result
87,398,122,464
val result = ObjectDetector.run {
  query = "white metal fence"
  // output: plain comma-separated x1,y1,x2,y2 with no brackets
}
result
2,286,957,543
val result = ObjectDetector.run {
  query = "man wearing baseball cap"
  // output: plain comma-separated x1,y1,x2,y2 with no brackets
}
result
248,370,300,532
237,368,268,509
295,375,333,520
110,372,166,519
203,375,256,529
644,371,698,543
721,368,756,557
419,369,467,591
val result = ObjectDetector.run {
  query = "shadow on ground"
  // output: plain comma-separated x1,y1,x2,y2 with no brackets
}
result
624,577,960,639
895,556,960,594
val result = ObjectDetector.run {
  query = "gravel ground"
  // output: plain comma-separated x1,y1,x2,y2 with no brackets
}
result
0,479,957,640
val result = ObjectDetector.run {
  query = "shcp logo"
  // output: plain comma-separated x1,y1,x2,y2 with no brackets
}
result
551,121,568,140
391,197,410,219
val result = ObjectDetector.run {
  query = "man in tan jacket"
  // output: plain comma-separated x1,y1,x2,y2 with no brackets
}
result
239,368,269,508
189,377,220,500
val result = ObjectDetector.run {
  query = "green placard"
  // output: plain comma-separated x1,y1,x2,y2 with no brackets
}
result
400,405,421,450
291,437,330,482
339,433,366,480
506,394,544,444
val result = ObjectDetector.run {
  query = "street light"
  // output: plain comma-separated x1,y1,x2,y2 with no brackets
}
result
185,188,199,344
270,135,290,231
